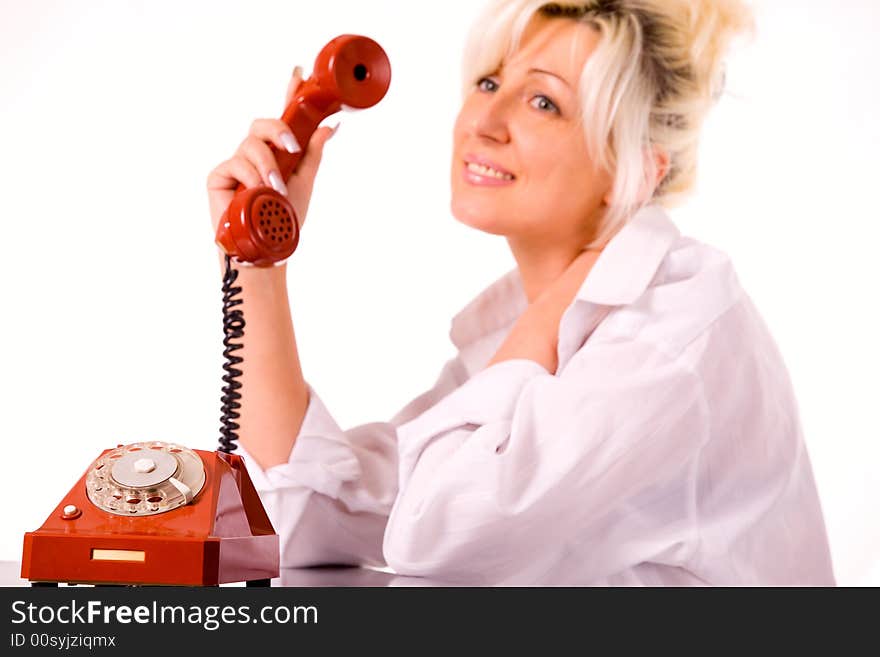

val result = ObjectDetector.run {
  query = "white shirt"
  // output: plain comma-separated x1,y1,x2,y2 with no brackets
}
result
239,205,836,586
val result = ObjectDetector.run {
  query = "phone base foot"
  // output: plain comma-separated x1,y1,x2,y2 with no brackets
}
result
245,578,271,587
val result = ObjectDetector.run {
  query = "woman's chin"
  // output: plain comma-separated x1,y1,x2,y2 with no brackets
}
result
450,203,510,236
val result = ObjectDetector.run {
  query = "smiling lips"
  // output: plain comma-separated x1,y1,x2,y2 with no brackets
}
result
463,154,516,187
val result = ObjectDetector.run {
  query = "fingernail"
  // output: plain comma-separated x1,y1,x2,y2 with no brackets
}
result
329,122,340,138
280,131,301,153
268,170,287,195
293,65,303,79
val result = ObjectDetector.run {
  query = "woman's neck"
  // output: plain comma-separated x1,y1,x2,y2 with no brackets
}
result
507,236,600,304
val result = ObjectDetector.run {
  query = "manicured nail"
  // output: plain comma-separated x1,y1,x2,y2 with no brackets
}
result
280,131,301,153
268,170,287,195
293,65,303,79
329,122,340,138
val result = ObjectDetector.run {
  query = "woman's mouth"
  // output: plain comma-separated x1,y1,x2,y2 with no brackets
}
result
463,156,516,186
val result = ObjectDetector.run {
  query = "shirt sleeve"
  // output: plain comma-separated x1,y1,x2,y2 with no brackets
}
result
382,339,710,584
238,356,466,569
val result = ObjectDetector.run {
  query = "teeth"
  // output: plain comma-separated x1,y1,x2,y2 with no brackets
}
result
467,162,513,180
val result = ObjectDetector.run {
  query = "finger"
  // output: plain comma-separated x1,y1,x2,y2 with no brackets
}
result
292,123,338,184
283,65,304,109
207,156,263,191
237,135,288,194
248,118,301,154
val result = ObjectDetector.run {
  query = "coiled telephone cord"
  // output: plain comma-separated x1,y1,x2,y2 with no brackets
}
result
218,254,245,453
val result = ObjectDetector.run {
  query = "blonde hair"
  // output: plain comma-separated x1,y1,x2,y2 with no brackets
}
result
461,0,756,247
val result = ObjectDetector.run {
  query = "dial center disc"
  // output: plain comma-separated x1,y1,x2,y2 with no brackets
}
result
111,450,178,487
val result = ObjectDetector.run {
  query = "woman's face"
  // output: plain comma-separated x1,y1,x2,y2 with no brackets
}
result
451,15,613,247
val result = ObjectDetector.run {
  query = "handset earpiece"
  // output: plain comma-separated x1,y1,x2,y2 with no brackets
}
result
215,34,391,267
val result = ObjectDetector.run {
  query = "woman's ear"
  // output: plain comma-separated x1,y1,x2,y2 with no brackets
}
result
635,145,670,203
601,146,670,208
653,145,670,188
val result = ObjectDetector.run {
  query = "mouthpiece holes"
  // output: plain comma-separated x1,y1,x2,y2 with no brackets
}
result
256,197,294,245
353,63,368,81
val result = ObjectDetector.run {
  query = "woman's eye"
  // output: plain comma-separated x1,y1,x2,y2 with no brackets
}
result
477,77,499,92
530,95,560,114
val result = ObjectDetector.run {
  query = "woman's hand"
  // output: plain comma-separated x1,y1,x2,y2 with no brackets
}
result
486,249,602,374
206,66,338,236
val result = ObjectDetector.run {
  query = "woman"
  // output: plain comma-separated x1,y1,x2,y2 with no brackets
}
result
205,0,835,585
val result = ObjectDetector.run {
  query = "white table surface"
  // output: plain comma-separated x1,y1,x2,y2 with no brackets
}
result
1,561,456,587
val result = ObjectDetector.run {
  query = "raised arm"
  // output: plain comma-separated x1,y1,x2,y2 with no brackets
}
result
205,66,336,470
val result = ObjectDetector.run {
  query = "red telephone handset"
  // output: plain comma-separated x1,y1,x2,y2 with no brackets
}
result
214,35,391,267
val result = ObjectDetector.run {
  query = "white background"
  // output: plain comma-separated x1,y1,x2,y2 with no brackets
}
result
1,0,878,584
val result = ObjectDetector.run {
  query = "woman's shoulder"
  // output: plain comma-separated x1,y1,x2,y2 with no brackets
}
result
591,234,746,359
579,232,795,411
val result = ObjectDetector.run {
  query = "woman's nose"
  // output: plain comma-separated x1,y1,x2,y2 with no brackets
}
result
470,93,511,144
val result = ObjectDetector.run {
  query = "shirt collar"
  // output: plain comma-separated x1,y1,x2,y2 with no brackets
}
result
449,204,680,350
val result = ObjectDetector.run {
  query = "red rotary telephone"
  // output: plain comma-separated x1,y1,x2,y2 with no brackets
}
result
20,35,391,587
214,34,391,267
